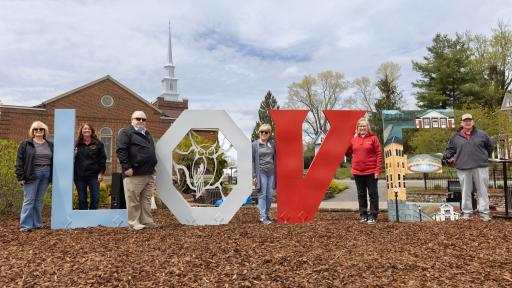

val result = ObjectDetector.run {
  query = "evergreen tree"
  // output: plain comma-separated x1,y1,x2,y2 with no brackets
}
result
412,33,480,109
251,91,280,141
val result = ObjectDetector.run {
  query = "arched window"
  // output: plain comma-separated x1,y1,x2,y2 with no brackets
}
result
100,127,112,161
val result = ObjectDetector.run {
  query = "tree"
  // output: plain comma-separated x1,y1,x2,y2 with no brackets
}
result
409,128,455,154
352,76,376,112
474,21,512,107
251,91,280,141
285,70,350,141
412,33,479,109
371,62,403,142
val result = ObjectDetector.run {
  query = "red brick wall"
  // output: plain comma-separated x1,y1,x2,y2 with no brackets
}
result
0,107,48,144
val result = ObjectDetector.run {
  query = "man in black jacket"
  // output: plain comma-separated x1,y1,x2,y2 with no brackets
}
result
116,111,158,230
443,113,494,221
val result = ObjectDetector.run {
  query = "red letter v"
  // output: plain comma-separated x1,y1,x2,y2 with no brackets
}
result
270,110,365,223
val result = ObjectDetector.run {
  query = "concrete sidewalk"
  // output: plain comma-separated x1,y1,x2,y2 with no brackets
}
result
320,179,387,210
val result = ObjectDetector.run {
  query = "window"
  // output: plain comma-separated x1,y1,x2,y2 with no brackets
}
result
101,95,114,107
423,118,430,128
432,119,439,128
440,118,447,128
100,127,112,161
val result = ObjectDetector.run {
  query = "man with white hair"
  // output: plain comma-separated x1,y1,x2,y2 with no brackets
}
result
443,113,494,221
116,111,158,230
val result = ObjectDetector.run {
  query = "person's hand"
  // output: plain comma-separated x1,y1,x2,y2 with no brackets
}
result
98,173,104,182
18,180,25,186
252,177,257,186
124,169,133,177
374,173,379,179
74,147,77,156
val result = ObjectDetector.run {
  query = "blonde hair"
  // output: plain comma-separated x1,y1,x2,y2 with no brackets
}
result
355,118,372,133
258,123,272,133
28,121,49,138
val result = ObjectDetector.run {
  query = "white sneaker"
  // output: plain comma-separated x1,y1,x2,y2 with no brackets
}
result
480,214,491,222
367,218,377,225
130,224,145,230
143,222,160,228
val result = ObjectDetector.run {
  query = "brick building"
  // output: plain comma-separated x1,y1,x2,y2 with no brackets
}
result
0,75,189,175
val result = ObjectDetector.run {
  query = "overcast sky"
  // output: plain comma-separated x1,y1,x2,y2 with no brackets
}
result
1,0,511,135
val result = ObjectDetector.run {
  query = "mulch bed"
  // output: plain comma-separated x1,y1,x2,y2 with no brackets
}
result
1,208,512,287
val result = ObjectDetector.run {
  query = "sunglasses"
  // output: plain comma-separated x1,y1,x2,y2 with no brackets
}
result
33,128,45,132
134,117,146,122
260,131,270,135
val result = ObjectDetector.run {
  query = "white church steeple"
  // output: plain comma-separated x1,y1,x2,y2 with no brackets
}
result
160,22,181,101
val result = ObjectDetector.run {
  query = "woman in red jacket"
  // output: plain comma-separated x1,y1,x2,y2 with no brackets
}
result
345,118,382,224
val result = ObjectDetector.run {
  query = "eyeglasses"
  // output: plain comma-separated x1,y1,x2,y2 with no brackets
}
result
134,117,146,122
33,128,45,132
260,131,270,135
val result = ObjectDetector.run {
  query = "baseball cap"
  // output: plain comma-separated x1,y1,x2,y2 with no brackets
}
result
461,113,473,120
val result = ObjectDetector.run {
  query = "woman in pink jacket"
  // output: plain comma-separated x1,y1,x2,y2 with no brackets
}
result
345,118,382,224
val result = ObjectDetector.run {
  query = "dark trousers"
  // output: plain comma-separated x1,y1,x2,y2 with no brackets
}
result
354,174,379,219
75,177,100,210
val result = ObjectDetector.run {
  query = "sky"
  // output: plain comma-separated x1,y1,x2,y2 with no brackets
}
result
1,0,512,136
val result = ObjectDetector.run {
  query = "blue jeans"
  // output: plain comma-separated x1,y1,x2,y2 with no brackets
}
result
258,174,274,221
20,170,50,230
75,177,100,210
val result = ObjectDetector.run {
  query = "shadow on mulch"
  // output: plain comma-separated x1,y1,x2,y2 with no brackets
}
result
1,207,512,287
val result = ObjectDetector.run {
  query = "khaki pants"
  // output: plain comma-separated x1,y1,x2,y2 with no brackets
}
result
123,174,155,227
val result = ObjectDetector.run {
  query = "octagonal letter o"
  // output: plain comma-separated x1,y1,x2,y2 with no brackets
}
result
156,110,251,225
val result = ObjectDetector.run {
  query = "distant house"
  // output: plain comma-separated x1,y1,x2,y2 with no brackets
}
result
382,109,455,144
415,110,455,129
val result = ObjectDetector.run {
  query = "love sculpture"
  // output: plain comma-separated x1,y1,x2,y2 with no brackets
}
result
50,109,363,229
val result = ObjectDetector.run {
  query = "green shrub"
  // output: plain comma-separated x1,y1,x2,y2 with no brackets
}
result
72,182,112,209
327,180,349,195
334,168,352,180
433,184,442,189
0,140,23,216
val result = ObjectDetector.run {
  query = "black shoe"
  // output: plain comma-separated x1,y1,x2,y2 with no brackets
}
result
360,217,368,223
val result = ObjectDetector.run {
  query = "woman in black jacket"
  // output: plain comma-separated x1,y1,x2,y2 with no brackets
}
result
74,123,107,210
15,121,53,232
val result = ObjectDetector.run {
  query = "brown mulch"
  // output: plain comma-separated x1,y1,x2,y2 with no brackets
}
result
1,208,512,287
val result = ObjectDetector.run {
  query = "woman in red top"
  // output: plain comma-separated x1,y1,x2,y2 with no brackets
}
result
345,118,382,224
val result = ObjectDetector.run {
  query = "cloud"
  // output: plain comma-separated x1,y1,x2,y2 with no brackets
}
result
0,0,511,135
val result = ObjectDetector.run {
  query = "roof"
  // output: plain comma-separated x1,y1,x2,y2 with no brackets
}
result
40,75,163,114
0,105,46,111
384,135,403,146
416,109,455,118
